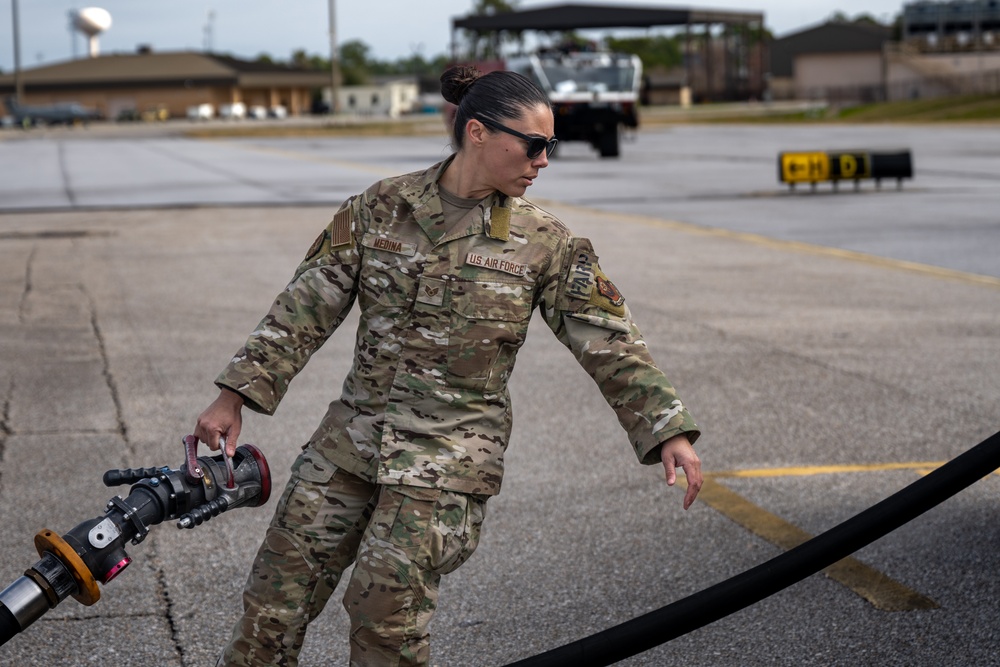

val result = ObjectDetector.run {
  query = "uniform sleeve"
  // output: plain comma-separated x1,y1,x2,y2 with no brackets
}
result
538,236,700,465
214,189,370,414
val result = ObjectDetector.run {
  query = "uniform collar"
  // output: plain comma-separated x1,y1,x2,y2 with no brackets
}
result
399,156,511,246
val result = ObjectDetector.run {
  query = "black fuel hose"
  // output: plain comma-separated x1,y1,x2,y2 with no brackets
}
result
506,429,1000,667
0,604,18,647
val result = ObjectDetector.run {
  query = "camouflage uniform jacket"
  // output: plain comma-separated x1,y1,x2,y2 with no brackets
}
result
217,158,700,496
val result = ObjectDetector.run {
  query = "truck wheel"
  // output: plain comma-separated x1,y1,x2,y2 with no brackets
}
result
598,128,620,158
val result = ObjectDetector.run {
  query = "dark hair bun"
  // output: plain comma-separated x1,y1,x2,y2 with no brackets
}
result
440,66,482,105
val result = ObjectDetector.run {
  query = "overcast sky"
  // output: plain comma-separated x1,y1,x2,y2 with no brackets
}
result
3,0,907,71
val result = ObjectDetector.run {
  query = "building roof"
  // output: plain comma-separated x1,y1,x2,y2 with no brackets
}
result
452,3,764,33
770,22,893,77
0,51,330,93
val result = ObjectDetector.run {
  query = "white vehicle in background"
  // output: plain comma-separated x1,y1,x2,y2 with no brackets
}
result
506,49,642,158
219,102,247,120
186,103,214,121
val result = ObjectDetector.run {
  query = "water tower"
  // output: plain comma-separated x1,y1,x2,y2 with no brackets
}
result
72,7,112,58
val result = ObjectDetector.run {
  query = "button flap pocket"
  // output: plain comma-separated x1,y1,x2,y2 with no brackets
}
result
450,281,532,322
291,446,337,483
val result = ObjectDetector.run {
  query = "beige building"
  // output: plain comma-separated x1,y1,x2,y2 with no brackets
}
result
333,79,420,118
0,50,331,119
886,45,1000,98
769,15,1000,103
769,22,892,103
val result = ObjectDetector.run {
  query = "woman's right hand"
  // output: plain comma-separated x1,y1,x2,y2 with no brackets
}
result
194,388,245,457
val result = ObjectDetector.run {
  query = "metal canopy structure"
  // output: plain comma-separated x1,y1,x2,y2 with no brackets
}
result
452,3,762,33
451,3,767,102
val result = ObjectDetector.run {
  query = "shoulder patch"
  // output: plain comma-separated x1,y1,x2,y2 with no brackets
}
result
304,229,326,262
304,208,354,262
565,238,596,301
330,208,354,249
588,266,626,317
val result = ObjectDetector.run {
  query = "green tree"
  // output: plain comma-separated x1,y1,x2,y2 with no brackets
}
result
851,13,883,27
472,0,518,15
605,35,683,70
261,41,452,82
290,49,329,71
827,11,892,27
339,39,372,85
466,0,522,59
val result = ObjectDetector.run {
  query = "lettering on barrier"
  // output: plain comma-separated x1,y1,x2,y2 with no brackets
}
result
778,149,912,191
780,152,830,183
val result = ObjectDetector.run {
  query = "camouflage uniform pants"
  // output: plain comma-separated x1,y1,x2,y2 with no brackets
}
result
218,446,487,667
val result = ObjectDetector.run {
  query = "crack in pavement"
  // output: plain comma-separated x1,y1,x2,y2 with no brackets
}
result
0,380,10,494
147,541,188,666
85,288,133,455
18,245,37,324
57,140,78,207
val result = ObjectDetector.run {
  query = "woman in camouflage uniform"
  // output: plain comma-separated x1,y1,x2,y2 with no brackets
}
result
195,65,702,667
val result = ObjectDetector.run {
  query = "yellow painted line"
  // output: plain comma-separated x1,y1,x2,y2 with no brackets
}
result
710,461,947,479
688,477,939,611
534,198,1000,290
710,462,1000,478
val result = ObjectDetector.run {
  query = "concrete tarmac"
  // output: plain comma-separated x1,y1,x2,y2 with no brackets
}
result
1,125,999,666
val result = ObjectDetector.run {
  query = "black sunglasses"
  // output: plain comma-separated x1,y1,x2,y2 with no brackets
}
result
477,117,558,159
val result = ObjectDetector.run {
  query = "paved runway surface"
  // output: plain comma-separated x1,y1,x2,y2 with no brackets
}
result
4,122,1000,278
1,122,998,665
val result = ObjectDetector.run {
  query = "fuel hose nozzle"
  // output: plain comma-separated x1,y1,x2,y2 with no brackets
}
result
0,438,270,647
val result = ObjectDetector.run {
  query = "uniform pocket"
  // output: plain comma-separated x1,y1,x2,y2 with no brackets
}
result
378,486,487,576
357,237,420,314
274,447,338,531
291,446,338,483
419,490,486,575
447,281,532,392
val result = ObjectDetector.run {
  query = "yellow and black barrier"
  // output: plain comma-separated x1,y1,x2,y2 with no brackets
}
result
778,150,913,191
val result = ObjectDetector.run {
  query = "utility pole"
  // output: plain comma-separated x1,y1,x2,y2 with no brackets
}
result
203,10,215,53
12,0,25,102
328,0,339,114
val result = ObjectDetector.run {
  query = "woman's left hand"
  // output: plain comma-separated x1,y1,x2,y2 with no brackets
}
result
660,434,702,510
